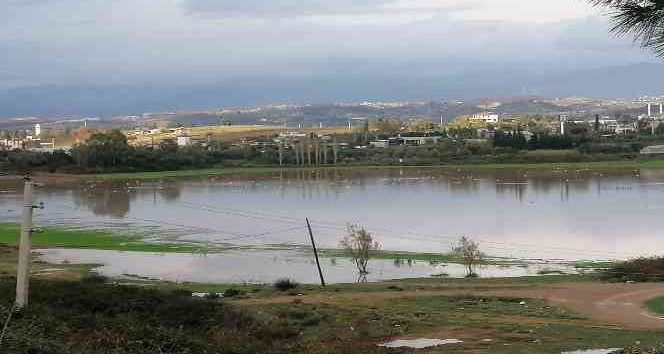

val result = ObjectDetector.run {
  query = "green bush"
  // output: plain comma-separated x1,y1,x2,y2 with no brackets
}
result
601,257,664,282
274,278,298,291
205,292,221,299
81,273,108,284
223,288,246,298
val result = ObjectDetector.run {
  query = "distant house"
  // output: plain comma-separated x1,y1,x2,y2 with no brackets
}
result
370,140,389,148
615,121,637,134
469,113,499,123
399,135,442,146
177,136,192,147
169,127,185,136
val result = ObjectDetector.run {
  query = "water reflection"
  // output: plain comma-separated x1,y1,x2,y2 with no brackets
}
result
2,167,664,261
72,182,131,218
37,248,576,284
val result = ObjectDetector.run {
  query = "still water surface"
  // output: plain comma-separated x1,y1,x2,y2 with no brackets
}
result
1,167,662,283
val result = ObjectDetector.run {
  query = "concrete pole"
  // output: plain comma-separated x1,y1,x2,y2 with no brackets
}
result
15,178,34,309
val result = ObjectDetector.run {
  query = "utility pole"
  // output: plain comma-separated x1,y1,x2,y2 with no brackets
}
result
15,176,40,309
306,218,325,287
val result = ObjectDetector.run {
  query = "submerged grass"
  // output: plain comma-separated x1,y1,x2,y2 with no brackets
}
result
319,249,523,266
0,223,208,253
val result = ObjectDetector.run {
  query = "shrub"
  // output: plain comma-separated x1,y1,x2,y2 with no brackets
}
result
205,292,221,299
81,273,108,283
223,288,245,298
453,236,484,278
274,278,298,291
601,257,664,282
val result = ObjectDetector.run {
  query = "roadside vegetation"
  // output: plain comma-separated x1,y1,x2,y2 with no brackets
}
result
0,279,297,354
601,257,664,282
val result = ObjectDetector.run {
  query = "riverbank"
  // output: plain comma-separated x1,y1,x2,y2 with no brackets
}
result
37,157,664,180
0,239,660,353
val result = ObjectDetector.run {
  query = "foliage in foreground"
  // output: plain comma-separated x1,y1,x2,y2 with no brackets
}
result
0,279,297,354
601,257,664,282
590,0,664,57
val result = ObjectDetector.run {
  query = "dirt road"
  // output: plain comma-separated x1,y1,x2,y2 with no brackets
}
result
239,282,664,330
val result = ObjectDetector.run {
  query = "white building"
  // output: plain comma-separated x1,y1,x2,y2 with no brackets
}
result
369,140,389,148
34,124,41,137
470,113,499,123
177,136,192,147
400,136,443,146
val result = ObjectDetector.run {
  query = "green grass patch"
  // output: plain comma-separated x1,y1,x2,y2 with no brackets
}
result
0,223,208,253
645,296,664,315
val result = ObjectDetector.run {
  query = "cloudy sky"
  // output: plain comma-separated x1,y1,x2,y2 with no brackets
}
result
0,0,659,115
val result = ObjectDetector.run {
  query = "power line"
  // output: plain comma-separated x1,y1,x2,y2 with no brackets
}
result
46,203,305,245
42,199,648,261
140,198,641,259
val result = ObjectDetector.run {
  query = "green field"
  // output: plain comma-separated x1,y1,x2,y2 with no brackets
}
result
0,223,208,253
70,158,664,180
645,296,664,315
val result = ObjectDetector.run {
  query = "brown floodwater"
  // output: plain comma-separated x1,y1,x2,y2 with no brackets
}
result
0,167,661,283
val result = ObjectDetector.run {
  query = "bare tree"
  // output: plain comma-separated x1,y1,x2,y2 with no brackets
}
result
453,236,483,278
332,136,339,164
322,143,328,164
340,224,380,280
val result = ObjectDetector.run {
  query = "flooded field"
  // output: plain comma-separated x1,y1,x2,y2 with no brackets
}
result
1,167,663,283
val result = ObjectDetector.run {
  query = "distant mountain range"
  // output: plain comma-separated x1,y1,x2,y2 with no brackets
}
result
0,62,662,118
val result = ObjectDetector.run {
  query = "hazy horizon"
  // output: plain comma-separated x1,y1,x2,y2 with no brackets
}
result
1,0,660,116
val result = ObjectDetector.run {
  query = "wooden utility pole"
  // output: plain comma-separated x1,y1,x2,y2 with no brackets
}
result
306,218,325,287
15,176,36,308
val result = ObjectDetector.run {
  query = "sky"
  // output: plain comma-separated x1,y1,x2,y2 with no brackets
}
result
0,0,660,115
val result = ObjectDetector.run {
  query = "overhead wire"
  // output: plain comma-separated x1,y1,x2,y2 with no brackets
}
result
138,197,643,259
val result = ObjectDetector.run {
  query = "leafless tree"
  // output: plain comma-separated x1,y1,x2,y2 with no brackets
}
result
340,224,380,279
453,236,483,278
